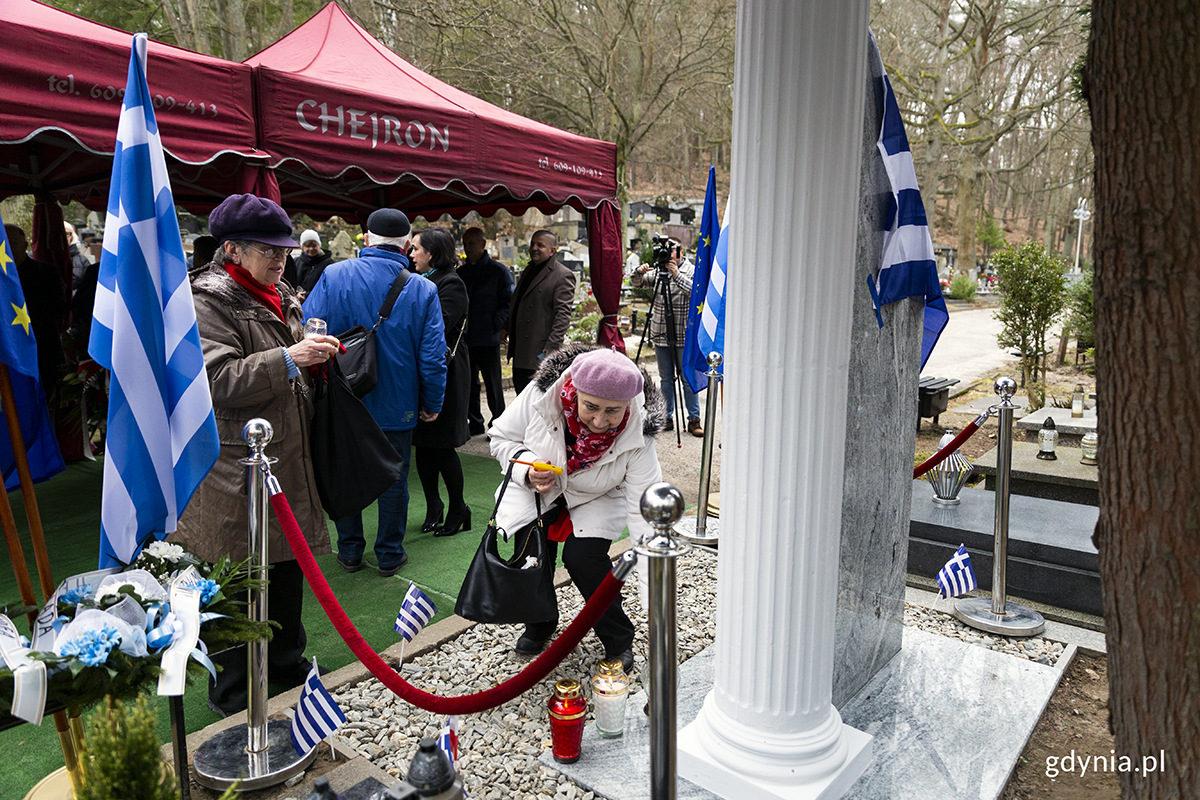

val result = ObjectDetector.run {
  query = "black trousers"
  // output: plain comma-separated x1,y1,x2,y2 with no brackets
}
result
519,531,635,659
468,345,506,429
209,559,310,714
512,367,536,396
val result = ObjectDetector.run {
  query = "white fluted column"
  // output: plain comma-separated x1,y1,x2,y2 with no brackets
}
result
677,2,873,798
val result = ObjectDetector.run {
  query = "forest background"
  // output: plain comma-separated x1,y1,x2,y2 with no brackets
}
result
43,0,1092,268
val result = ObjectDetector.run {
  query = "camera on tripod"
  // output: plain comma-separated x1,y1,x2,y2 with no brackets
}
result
651,233,679,272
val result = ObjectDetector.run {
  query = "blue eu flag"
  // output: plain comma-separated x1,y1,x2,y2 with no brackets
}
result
0,220,66,490
682,166,722,394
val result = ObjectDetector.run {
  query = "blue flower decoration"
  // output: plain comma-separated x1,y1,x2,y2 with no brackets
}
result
59,585,93,606
195,579,220,606
59,624,120,667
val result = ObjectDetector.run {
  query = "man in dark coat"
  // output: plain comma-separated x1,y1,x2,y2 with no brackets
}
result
458,227,513,434
296,229,334,297
501,230,576,394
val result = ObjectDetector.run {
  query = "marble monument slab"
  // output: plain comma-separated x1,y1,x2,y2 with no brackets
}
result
543,627,1065,800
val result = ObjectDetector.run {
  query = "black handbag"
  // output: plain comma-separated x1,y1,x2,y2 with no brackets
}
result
309,357,406,520
333,268,410,398
455,453,559,624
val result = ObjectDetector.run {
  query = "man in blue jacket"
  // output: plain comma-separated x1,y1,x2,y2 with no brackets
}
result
304,209,446,576
459,227,513,435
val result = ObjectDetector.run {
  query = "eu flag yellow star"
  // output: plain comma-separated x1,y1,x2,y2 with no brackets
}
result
696,301,705,316
701,235,710,249
0,241,13,275
11,302,31,335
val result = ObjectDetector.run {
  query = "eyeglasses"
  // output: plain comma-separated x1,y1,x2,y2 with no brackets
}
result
244,244,288,259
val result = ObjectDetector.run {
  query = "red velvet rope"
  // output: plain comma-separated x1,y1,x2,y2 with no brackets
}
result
912,416,985,479
268,490,626,715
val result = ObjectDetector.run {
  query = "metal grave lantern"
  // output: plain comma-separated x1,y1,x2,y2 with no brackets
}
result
926,430,973,505
1036,417,1058,460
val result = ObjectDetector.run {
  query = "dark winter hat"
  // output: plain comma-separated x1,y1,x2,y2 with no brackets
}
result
366,208,411,238
209,194,298,248
571,348,644,401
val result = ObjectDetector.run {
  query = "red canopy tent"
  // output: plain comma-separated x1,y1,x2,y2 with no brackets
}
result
0,0,268,215
244,3,625,348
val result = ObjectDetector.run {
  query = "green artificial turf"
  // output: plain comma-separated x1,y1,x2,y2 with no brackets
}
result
0,451,506,800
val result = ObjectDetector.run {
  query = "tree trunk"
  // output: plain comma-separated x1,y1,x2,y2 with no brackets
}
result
955,159,978,271
1088,1,1200,797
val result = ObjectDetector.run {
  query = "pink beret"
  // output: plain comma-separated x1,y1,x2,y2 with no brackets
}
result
570,349,643,401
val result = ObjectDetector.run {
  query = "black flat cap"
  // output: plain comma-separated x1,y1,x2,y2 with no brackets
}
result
366,208,411,238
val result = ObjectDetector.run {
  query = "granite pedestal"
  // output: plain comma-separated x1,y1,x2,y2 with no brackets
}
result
1014,406,1096,446
972,441,1099,506
908,481,1102,615
545,628,1067,799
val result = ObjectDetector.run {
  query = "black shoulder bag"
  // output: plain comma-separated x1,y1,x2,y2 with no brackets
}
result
309,357,406,520
334,268,410,398
455,451,559,624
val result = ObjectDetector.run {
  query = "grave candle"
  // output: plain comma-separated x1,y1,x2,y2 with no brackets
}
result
592,659,630,738
548,679,587,763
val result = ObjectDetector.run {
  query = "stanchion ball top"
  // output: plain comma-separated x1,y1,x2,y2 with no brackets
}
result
242,418,274,447
707,352,723,368
994,376,1017,401
640,482,685,526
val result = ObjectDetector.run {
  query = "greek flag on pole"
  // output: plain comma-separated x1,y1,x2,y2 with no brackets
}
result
866,32,948,370
936,544,978,599
395,582,437,642
682,166,722,393
89,34,219,568
290,660,347,755
438,715,459,767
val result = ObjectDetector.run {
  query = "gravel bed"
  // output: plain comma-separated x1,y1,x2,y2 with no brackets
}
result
326,549,1064,797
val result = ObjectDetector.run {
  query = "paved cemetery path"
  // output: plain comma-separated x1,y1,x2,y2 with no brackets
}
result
921,305,1026,389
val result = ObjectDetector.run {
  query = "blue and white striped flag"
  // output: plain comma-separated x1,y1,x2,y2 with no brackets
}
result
866,32,948,370
936,544,978,599
290,660,346,755
89,34,219,568
437,715,459,768
395,582,437,642
696,197,729,368
682,166,721,393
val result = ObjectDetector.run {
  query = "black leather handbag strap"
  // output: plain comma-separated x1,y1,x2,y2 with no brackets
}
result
372,269,411,331
490,448,542,531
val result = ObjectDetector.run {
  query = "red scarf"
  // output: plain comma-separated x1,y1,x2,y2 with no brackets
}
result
560,378,628,474
224,262,285,323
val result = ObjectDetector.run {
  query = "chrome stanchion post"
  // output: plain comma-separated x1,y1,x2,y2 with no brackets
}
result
193,419,318,791
636,483,690,800
954,378,1046,637
677,353,721,546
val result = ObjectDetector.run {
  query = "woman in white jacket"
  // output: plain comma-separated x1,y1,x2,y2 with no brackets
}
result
489,344,665,671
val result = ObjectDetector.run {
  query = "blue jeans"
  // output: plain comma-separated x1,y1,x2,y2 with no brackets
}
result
334,428,412,569
655,345,701,421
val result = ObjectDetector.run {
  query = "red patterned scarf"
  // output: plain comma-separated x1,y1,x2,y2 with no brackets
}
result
224,262,285,323
560,378,629,474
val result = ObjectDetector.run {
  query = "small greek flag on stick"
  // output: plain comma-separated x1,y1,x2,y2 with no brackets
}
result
395,582,437,642
936,544,978,599
290,660,346,755
437,715,459,767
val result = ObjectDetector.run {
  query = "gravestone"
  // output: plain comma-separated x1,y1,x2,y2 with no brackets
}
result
833,36,924,707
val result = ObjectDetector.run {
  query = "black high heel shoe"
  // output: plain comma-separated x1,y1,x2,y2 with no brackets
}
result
435,505,472,537
420,502,444,533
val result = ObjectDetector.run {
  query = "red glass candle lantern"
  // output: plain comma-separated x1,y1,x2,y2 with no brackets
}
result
548,679,587,763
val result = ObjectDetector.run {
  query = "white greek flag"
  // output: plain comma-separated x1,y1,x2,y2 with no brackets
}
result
936,544,978,599
697,198,729,360
866,31,948,369
394,582,437,642
89,34,219,568
290,660,346,755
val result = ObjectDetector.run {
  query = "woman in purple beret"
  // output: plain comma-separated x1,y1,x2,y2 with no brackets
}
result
171,194,340,717
487,344,666,674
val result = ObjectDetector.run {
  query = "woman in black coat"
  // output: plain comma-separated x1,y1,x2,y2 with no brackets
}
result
410,227,473,536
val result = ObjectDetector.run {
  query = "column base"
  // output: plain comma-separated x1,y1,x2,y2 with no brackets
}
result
678,698,873,800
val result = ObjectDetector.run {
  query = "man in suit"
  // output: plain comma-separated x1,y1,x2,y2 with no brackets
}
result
501,230,576,395
459,227,514,433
